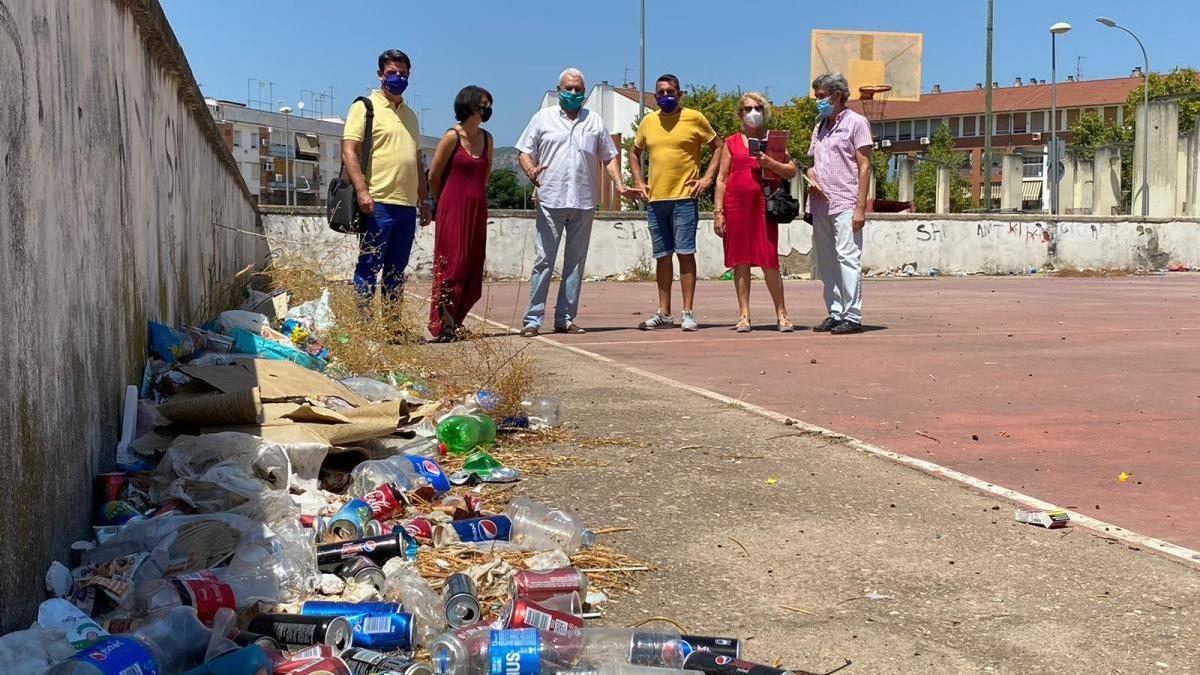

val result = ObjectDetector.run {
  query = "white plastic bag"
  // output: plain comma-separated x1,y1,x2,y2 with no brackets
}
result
286,289,335,334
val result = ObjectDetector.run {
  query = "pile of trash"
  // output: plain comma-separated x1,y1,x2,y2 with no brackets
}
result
1,287,794,675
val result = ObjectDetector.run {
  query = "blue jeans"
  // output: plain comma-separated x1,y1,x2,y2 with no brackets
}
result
353,203,417,303
645,198,698,258
523,205,594,328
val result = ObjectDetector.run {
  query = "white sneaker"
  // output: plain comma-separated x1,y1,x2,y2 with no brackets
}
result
681,311,698,331
638,313,674,330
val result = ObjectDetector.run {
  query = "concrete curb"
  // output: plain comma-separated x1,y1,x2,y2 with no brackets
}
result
471,311,1200,571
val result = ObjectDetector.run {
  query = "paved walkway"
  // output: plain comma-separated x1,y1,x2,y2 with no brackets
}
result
469,275,1200,553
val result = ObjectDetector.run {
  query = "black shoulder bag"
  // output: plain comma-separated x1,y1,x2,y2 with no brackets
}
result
327,96,374,234
764,179,800,224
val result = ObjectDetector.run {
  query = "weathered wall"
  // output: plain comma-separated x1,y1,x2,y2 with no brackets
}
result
264,208,1199,282
0,0,263,630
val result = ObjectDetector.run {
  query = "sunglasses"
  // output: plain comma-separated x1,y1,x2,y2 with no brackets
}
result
741,105,764,112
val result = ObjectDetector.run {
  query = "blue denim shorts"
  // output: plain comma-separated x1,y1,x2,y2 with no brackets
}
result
646,198,698,258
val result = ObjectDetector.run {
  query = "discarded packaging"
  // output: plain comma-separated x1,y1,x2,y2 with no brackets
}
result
1014,509,1070,529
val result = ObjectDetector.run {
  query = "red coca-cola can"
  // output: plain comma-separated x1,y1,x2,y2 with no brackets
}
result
363,482,407,520
400,517,433,543
509,567,588,601
93,473,127,512
274,656,351,675
501,598,584,635
286,644,338,660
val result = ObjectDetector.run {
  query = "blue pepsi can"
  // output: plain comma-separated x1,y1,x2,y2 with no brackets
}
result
488,628,541,675
300,601,413,651
404,455,452,494
66,636,158,675
452,515,512,543
329,499,373,539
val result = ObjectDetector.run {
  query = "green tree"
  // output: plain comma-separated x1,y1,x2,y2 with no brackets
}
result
870,151,899,201
486,170,530,209
1124,67,1200,133
913,123,970,213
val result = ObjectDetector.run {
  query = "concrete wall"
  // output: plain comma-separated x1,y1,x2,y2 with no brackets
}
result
264,208,1199,283
0,0,263,630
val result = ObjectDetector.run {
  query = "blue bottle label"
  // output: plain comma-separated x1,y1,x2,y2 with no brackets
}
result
70,636,159,675
488,628,540,675
452,516,512,543
404,455,452,494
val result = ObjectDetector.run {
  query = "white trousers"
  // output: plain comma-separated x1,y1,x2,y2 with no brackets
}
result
812,210,863,323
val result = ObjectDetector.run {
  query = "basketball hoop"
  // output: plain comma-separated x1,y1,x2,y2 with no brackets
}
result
858,84,893,127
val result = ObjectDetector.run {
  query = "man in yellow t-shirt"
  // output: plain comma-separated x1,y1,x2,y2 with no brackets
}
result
629,74,722,332
342,48,432,309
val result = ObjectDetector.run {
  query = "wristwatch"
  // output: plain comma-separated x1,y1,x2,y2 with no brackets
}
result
713,208,724,214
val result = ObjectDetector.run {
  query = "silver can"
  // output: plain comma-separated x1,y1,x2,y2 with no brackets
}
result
441,572,482,628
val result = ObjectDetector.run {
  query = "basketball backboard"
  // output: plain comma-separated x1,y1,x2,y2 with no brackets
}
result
810,30,923,102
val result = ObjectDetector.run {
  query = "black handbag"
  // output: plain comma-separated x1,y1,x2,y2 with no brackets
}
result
764,180,800,224
326,96,374,234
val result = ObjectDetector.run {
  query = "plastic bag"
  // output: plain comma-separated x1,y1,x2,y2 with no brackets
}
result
230,329,327,371
148,322,195,364
286,288,336,334
340,376,405,402
153,433,292,513
216,310,271,336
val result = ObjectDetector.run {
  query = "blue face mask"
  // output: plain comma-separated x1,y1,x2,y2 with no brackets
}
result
559,90,586,112
656,95,678,113
816,97,833,119
383,73,409,96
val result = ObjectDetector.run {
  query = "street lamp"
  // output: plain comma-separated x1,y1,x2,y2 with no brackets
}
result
279,105,293,207
1097,16,1150,216
1049,22,1071,216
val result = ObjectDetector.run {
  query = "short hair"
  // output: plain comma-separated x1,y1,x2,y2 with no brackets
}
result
811,72,850,102
454,85,492,122
378,49,411,72
558,68,585,88
740,92,772,123
656,73,680,91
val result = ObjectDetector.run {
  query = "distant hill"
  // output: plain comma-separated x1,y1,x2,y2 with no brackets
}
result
492,146,530,185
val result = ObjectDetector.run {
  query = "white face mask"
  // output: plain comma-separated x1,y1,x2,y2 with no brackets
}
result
743,109,764,128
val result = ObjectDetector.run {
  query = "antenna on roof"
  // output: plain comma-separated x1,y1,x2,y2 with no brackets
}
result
1075,56,1085,81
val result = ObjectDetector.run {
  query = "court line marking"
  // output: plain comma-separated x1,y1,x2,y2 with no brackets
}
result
470,312,1200,570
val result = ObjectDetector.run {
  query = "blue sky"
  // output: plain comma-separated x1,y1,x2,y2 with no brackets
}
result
163,0,1197,145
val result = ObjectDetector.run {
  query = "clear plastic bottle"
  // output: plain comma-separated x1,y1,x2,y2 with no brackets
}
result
523,397,562,428
433,628,689,675
506,498,595,554
555,666,705,675
380,559,446,648
349,456,427,498
48,606,211,674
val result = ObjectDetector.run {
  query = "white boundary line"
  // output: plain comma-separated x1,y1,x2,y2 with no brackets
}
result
471,312,1200,570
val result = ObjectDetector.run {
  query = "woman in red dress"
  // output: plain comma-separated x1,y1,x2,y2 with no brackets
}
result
713,92,798,332
427,86,493,341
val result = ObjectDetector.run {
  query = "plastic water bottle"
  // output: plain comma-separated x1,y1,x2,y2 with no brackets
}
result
471,414,497,447
506,497,595,554
381,559,446,648
349,456,427,498
438,415,482,454
49,606,211,674
433,628,691,675
523,397,561,428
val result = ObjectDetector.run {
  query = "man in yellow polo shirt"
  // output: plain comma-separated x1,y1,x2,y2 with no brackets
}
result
629,74,722,332
342,48,432,310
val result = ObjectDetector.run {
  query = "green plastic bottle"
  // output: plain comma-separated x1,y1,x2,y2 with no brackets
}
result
470,413,497,447
437,415,481,454
462,449,502,477
720,269,734,281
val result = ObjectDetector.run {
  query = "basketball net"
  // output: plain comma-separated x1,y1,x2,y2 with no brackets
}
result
858,85,892,128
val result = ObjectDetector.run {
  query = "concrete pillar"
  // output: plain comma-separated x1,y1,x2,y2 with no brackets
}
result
1093,145,1121,217
1000,154,1023,210
935,166,951,214
897,156,914,203
1072,153,1093,214
1133,100,1179,217
1185,132,1200,216
1056,152,1075,215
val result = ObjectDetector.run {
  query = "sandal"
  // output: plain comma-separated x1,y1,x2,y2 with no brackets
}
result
777,315,795,333
735,315,752,333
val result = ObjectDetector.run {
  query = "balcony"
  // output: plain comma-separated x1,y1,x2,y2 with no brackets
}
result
267,143,294,159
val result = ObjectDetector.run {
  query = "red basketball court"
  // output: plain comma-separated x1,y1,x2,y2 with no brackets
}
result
468,275,1200,553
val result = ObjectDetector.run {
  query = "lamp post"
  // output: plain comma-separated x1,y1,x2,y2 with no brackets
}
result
1097,16,1150,216
638,0,646,122
279,105,293,206
1049,22,1071,216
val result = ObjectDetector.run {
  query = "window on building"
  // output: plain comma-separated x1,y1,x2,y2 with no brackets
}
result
949,117,960,137
1022,154,1044,179
996,114,1011,134
263,161,274,173
233,130,242,147
1012,113,1027,134
1104,106,1119,123
1030,111,1045,133
897,120,912,141
914,119,929,140
871,123,884,139
1066,108,1080,127
883,121,897,140
961,116,975,137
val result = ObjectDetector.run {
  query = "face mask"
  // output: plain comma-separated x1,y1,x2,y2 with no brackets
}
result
559,90,585,112
383,73,408,96
656,95,678,113
816,97,833,118
743,110,764,128
479,106,493,123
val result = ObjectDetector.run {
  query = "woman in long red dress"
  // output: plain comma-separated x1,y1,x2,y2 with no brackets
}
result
713,92,798,333
427,86,493,341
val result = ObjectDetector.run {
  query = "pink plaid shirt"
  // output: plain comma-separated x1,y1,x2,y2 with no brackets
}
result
807,108,873,215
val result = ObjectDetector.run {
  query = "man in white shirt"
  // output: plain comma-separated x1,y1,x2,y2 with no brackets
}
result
516,68,637,336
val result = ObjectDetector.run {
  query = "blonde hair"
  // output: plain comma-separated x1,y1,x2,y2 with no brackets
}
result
740,92,771,123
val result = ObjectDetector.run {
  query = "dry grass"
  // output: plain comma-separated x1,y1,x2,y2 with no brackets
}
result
1050,267,1132,277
